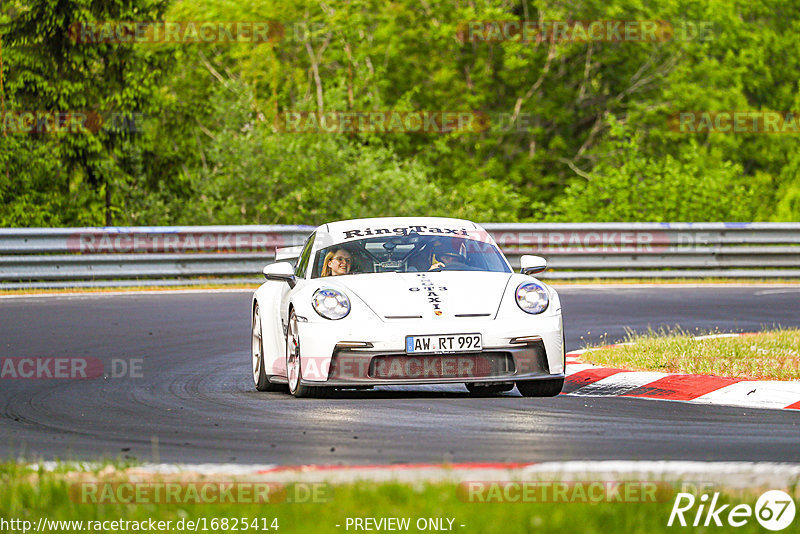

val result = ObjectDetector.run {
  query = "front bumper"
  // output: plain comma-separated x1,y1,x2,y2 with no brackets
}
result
295,315,564,386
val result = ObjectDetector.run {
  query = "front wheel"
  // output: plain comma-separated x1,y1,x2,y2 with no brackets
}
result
516,378,564,397
286,310,329,398
252,303,284,392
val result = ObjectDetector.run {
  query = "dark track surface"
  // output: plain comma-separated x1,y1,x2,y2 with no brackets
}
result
1,286,799,465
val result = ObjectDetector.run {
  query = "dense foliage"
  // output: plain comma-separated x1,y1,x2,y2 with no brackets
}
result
2,0,799,226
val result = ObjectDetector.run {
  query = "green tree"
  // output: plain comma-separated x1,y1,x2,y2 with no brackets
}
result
4,0,800,226
548,119,755,221
1,0,175,226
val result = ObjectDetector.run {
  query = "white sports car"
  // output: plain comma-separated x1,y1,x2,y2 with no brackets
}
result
251,217,564,397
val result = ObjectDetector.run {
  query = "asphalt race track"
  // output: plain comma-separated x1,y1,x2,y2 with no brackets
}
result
1,286,799,465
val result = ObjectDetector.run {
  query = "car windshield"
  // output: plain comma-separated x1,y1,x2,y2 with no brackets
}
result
311,234,510,278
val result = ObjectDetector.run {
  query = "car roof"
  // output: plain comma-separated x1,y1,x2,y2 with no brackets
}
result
302,217,507,275
318,217,482,246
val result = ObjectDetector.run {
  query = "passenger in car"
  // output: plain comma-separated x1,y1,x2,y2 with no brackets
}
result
321,248,353,276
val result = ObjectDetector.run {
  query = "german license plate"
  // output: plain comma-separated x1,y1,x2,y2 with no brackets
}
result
405,334,482,354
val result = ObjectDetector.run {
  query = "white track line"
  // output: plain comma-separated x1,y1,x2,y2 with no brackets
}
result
569,371,669,397
565,363,598,376
691,381,800,410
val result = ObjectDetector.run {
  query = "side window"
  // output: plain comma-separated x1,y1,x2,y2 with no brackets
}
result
294,233,316,278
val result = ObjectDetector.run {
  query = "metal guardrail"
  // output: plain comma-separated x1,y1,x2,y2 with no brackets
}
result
0,223,798,288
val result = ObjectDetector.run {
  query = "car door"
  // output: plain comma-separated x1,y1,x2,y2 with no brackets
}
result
270,232,315,378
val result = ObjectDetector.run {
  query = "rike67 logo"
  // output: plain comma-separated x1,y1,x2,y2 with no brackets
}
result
668,490,796,530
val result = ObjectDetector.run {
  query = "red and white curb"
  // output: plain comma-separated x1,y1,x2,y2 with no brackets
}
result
564,334,800,411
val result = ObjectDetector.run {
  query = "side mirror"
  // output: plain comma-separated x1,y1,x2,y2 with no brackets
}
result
263,261,297,288
520,255,547,276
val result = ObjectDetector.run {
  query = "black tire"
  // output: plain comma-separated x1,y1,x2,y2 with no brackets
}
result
465,382,515,396
286,310,330,398
516,378,564,397
252,303,284,392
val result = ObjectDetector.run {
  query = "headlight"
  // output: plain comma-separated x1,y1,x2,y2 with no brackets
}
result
515,282,549,314
312,288,351,320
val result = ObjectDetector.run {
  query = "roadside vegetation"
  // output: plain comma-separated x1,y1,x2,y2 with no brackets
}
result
1,462,794,534
582,328,800,380
3,0,800,226
1,277,799,296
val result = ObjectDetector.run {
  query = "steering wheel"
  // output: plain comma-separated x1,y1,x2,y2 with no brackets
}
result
429,259,470,272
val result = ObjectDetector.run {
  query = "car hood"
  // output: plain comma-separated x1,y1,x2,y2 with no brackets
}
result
331,271,512,320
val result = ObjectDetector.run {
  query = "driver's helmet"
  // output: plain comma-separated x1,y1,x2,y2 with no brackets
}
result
430,239,467,266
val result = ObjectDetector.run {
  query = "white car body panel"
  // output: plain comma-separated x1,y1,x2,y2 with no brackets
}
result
252,217,564,389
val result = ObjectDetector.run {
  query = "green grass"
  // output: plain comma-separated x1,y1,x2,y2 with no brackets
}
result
1,463,795,534
582,328,800,380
